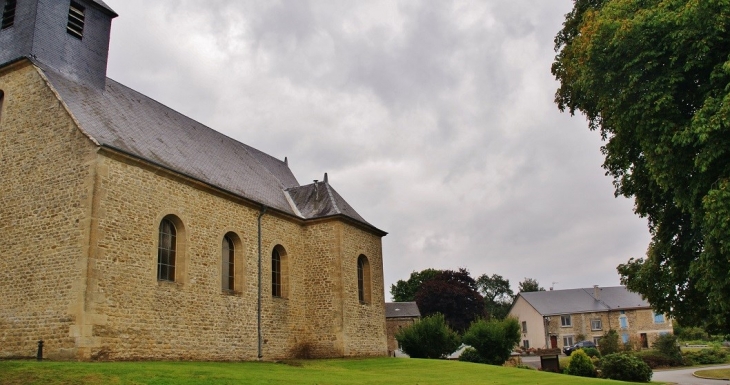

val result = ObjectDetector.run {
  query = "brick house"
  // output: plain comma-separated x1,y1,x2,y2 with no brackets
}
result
508,286,673,352
0,0,387,361
384,302,421,356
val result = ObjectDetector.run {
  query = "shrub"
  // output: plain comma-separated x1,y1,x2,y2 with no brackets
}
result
652,333,682,361
582,347,601,358
395,313,460,359
682,348,728,365
458,347,485,364
634,350,682,368
461,317,521,365
598,330,621,356
600,353,652,382
565,349,596,377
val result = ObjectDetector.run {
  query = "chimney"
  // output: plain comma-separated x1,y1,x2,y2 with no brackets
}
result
593,285,600,300
324,172,328,183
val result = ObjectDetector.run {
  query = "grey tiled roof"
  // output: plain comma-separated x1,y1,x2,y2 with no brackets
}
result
37,63,383,233
385,302,421,318
518,286,650,316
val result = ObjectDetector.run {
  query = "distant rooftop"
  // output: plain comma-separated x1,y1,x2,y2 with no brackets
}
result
385,302,421,318
517,286,650,316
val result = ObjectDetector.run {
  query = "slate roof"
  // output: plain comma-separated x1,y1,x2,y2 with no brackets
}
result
35,62,384,234
517,286,650,316
385,302,421,318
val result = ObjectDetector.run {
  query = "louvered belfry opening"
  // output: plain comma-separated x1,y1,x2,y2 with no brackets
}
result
1,0,17,30
67,1,85,39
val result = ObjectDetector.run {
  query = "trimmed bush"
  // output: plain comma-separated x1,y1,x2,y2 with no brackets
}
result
682,348,728,365
461,317,521,365
582,347,601,358
652,333,682,361
634,350,683,368
598,330,621,356
395,313,460,359
565,350,596,377
458,347,485,364
600,353,652,382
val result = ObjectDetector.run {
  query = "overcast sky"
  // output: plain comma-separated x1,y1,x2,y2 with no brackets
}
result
103,0,651,298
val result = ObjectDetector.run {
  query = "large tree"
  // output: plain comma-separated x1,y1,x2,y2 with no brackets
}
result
415,269,486,333
476,274,514,320
390,268,439,302
553,0,730,332
517,278,545,293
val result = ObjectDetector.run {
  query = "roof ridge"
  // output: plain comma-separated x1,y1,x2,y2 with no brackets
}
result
323,181,341,215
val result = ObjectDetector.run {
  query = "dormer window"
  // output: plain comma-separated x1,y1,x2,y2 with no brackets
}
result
67,2,85,40
2,0,17,30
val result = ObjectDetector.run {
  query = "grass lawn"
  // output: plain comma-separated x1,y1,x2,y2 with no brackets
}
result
694,368,730,380
0,357,661,385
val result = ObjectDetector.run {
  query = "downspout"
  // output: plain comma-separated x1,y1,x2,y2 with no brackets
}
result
257,206,267,359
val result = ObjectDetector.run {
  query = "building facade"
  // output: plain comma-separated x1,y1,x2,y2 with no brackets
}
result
0,0,387,361
384,302,421,356
509,286,673,352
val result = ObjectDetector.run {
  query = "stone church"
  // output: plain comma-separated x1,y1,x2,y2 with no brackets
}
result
0,0,387,361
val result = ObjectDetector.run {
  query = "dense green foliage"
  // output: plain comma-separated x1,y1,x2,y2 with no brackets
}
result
597,330,621,356
634,350,683,368
599,353,653,382
0,358,635,385
652,333,682,361
461,318,521,365
673,320,711,341
517,278,544,293
415,269,485,332
582,347,601,358
565,350,596,377
682,347,729,365
553,0,730,333
458,347,486,364
390,269,439,302
395,313,461,359
476,274,514,320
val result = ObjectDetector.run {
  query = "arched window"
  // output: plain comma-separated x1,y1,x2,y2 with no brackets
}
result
222,235,235,291
271,245,288,298
157,218,176,282
357,255,371,304
0,90,5,125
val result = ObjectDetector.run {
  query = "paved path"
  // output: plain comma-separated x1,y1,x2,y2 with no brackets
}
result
653,365,730,385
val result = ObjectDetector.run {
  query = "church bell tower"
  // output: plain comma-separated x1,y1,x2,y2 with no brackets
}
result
0,0,117,89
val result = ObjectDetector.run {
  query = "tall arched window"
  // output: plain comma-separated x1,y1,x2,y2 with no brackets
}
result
357,255,371,304
157,218,177,282
272,248,282,297
222,234,235,291
271,245,288,298
0,90,5,125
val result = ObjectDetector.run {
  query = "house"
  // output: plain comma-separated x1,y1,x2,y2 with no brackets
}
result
508,286,672,351
0,0,387,361
385,302,420,356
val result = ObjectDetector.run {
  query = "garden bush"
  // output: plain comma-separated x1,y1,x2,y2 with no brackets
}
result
634,350,683,368
652,333,682,361
461,317,521,365
458,347,485,364
600,353,652,382
598,330,621,356
395,313,460,359
582,347,601,358
682,348,728,365
565,350,596,378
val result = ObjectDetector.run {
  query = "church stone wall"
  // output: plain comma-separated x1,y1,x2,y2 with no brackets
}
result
0,63,98,360
0,62,387,361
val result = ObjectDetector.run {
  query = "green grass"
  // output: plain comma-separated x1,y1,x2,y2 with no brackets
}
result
0,358,659,384
694,368,730,380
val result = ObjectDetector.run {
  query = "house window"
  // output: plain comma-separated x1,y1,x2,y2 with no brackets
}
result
591,319,602,331
521,321,527,334
157,218,177,282
653,313,665,324
2,0,16,30
621,333,630,344
619,315,628,329
271,245,288,298
561,315,572,327
67,1,85,40
593,336,601,346
221,234,235,291
357,255,371,304
523,340,530,349
563,335,574,347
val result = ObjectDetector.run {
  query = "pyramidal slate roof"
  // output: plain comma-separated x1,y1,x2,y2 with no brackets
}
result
35,63,384,235
385,302,421,318
517,286,650,316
